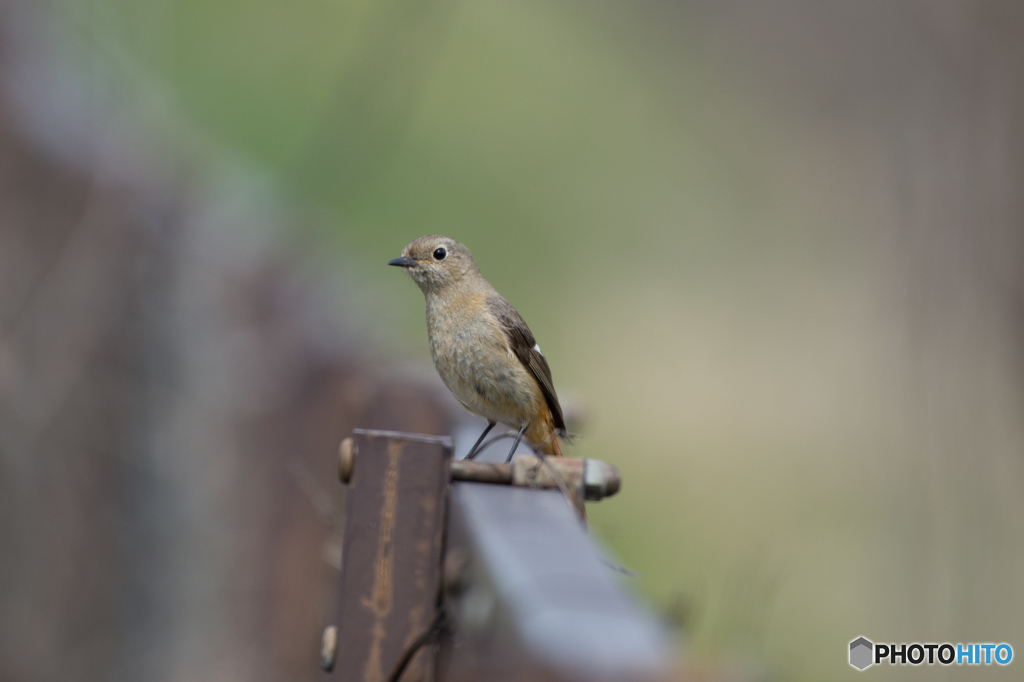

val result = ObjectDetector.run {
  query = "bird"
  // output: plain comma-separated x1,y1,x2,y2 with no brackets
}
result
388,235,565,461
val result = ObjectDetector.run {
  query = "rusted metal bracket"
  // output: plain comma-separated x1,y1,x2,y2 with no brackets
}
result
339,437,621,502
324,427,664,682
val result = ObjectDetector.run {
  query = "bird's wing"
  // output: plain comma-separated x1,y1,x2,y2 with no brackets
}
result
486,296,566,434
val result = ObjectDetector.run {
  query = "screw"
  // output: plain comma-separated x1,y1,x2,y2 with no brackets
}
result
338,438,355,484
320,625,338,671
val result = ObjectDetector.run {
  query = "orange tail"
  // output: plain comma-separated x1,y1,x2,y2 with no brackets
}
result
526,408,563,456
547,434,563,456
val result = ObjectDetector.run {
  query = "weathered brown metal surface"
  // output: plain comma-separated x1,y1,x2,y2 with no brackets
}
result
449,459,513,485
345,448,621,500
330,430,453,682
439,481,672,682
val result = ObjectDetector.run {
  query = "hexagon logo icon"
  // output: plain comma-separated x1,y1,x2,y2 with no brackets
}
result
849,637,874,670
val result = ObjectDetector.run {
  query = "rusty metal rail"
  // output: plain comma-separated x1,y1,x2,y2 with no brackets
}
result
323,420,672,682
339,436,620,501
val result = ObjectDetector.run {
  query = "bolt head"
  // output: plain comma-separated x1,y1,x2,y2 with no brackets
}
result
320,625,338,671
338,438,356,484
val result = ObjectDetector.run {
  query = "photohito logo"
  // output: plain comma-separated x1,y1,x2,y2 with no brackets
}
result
849,637,1013,670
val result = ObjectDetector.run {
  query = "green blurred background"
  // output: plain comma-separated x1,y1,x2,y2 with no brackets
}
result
26,1,1024,680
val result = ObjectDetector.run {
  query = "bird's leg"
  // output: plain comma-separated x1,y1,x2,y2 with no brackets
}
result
505,424,528,463
464,421,496,460
469,430,518,458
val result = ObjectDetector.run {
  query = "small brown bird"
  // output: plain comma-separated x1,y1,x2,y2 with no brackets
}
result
389,235,565,461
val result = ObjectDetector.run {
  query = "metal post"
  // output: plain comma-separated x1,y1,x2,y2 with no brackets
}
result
327,429,452,681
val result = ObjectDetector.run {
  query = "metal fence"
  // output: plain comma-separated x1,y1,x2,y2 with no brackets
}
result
321,419,675,682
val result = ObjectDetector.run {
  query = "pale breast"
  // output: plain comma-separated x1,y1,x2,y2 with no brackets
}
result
425,294,541,426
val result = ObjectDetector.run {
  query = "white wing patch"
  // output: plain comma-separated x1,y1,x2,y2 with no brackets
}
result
533,343,542,356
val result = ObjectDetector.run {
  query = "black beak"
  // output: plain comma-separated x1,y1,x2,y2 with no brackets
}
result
388,256,416,267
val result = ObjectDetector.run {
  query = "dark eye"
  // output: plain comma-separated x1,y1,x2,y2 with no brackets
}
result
433,247,447,260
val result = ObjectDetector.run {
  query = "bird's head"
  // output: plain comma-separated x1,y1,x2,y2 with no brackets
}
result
388,235,479,294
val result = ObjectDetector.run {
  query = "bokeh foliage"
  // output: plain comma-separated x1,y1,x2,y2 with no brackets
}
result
46,1,1024,680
